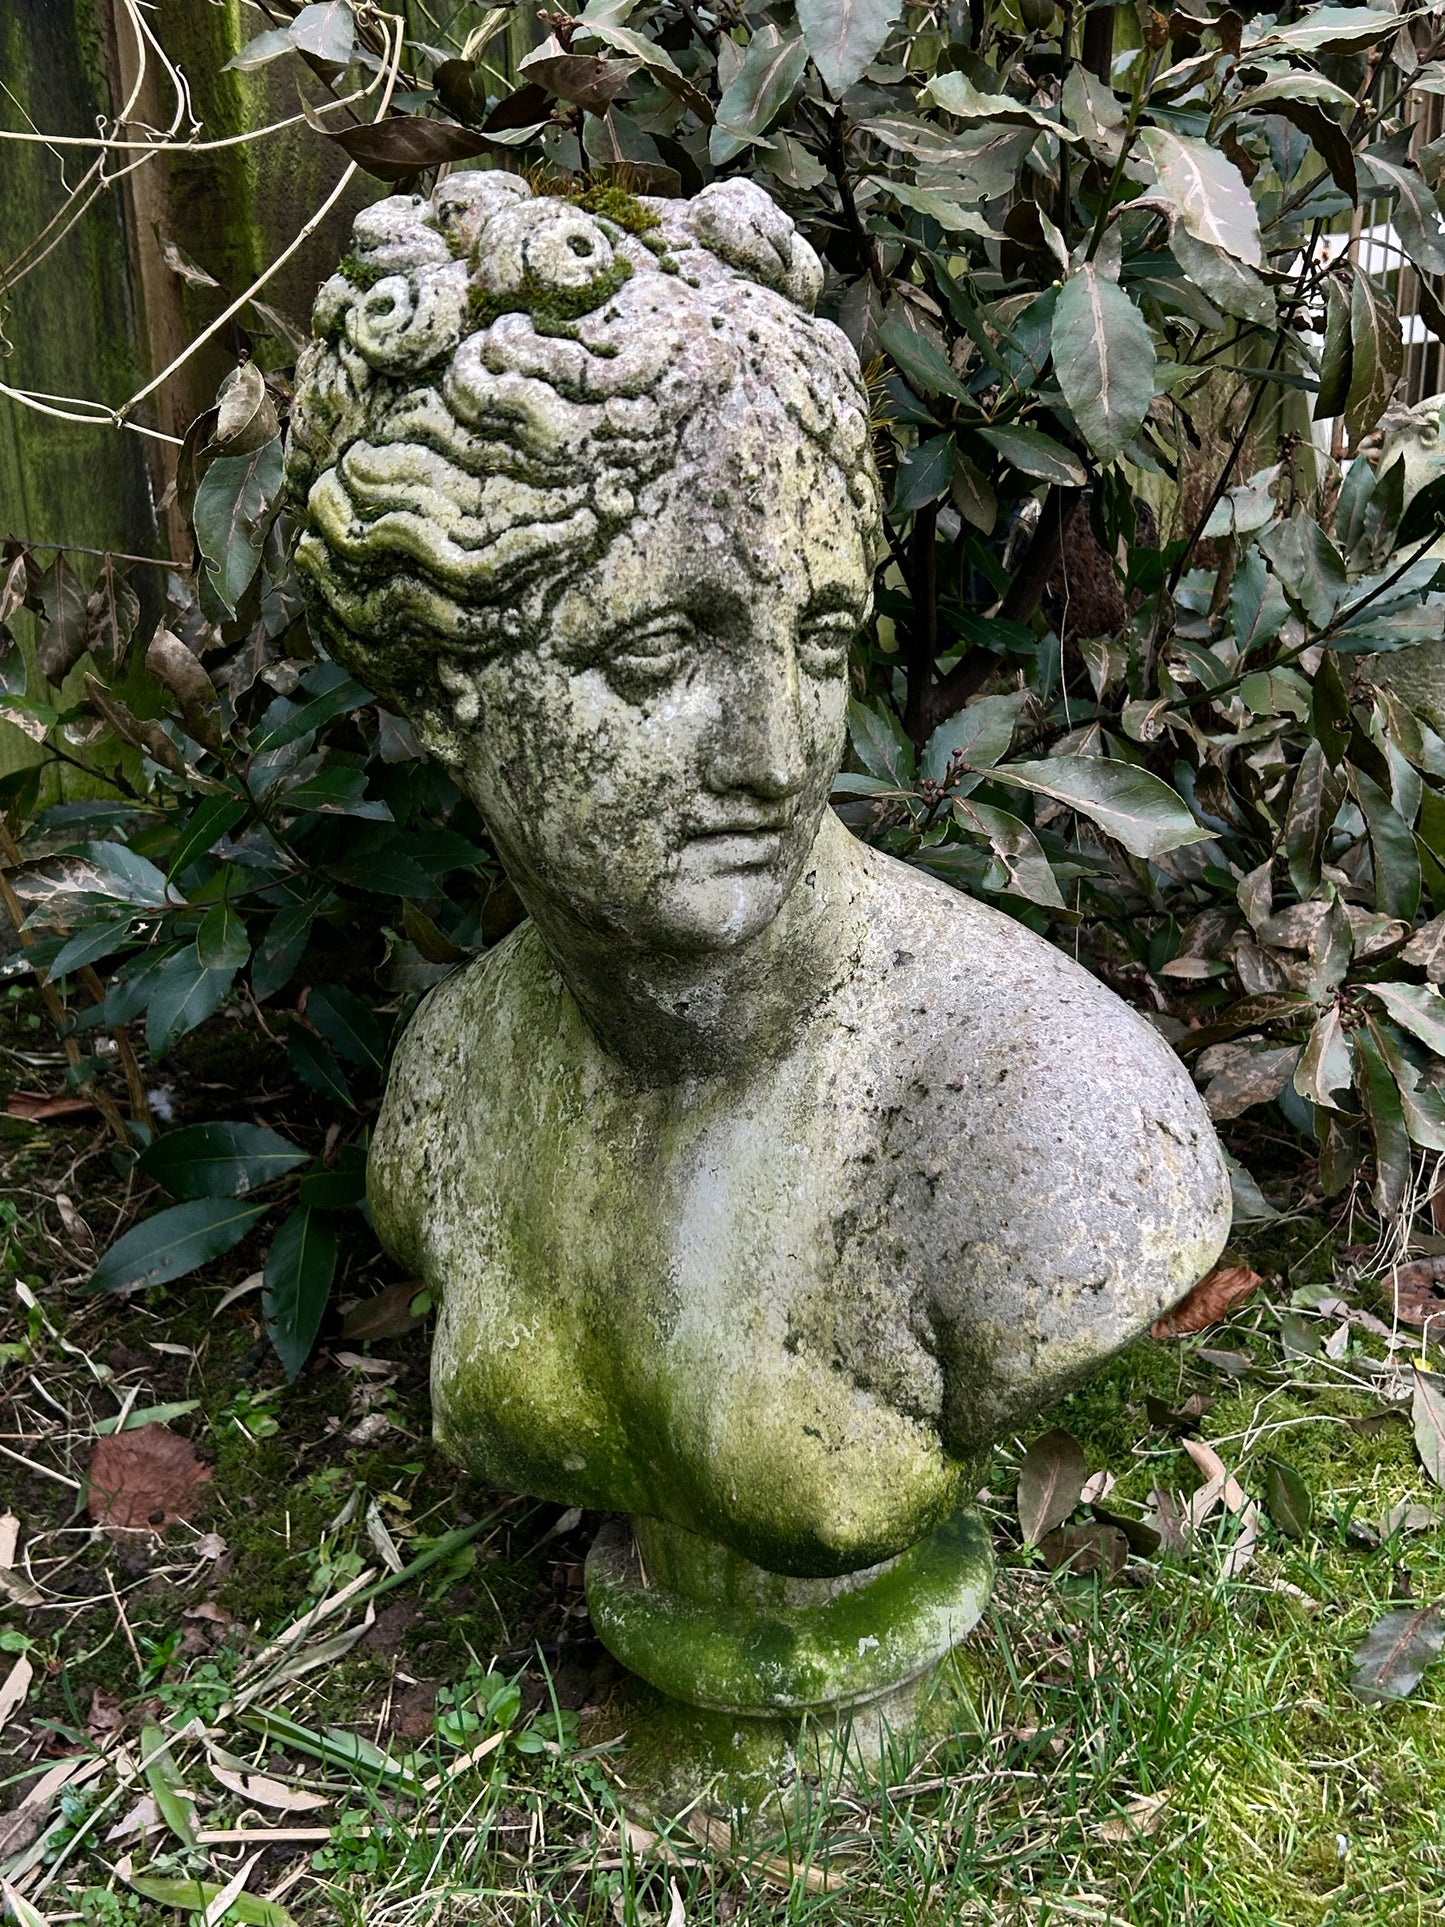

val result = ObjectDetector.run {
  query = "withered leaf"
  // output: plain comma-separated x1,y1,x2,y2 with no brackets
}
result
1152,1264,1264,1339
1144,1391,1214,1433
1350,1604,1445,1703
340,1279,427,1341
1413,1368,1445,1489
1389,1256,1445,1329
1090,1501,1163,1558
322,113,495,183
87,1422,211,1535
1038,1522,1128,1578
1016,1427,1087,1544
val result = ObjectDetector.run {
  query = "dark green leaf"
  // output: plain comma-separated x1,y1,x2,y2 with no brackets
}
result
322,114,493,183
137,1122,308,1200
264,1205,338,1379
1358,150,1445,276
1345,271,1403,443
1263,1458,1312,1538
976,424,1087,487
1051,266,1155,464
168,795,247,878
253,894,321,1002
1258,516,1347,629
710,26,808,164
849,697,915,787
1138,127,1261,266
145,947,237,1052
952,798,1065,907
193,438,284,620
287,1025,355,1107
987,758,1210,859
1351,764,1421,920
1369,981,1445,1056
197,900,250,971
894,434,956,514
36,553,90,684
306,984,387,1073
796,0,902,95
249,666,372,753
1307,652,1352,768
1169,230,1275,326
1314,277,1353,419
46,918,139,981
1355,1022,1411,1216
298,1142,368,1210
291,1,355,63
78,840,174,907
878,314,969,403
83,1199,268,1295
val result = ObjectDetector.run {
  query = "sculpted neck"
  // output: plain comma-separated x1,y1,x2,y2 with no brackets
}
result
516,812,869,1086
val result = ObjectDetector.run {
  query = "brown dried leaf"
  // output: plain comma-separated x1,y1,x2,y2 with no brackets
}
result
6,1092,101,1122
340,1280,426,1341
1152,1264,1263,1339
1350,1604,1445,1702
1016,1428,1087,1544
86,1423,211,1536
1094,1791,1167,1840
1038,1523,1128,1577
1390,1256,1445,1329
1413,1368,1445,1489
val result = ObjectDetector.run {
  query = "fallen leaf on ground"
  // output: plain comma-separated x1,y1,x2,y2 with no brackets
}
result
1152,1265,1263,1339
0,1653,32,1729
105,1795,160,1843
87,1686,123,1741
0,1515,17,1567
1263,1458,1312,1539
1195,1347,1254,1375
1038,1523,1128,1577
1080,1469,1116,1504
1380,1501,1442,1535
346,1413,391,1447
0,1806,45,1860
1144,1487,1190,1555
1413,1368,1445,1489
1350,1604,1445,1702
1390,1257,1445,1328
1016,1428,1087,1544
1094,1792,1167,1840
87,1423,211,1535
1145,1392,1214,1432
341,1281,427,1340
5,1091,100,1121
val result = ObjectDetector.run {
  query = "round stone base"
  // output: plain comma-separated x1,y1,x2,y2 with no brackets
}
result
584,1508,993,1719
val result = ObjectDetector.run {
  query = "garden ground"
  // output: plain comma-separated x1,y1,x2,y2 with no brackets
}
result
0,983,1443,1927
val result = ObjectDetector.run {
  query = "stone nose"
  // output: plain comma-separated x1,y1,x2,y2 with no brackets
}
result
705,639,809,801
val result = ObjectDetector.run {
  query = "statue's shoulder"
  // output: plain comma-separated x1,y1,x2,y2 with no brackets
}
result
846,838,1227,1200
368,919,568,1259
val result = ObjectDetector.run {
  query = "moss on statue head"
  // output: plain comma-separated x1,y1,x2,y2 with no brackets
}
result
467,256,635,335
337,253,386,291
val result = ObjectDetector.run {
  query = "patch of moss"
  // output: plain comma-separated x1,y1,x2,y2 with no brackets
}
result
564,183,660,236
467,258,634,336
337,253,386,292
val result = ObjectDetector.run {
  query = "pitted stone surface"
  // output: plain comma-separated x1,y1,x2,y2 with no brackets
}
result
287,173,1230,1607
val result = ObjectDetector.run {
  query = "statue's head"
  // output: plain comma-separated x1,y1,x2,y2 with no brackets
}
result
286,173,883,952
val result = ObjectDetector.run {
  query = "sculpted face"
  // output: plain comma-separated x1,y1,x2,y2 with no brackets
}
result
286,175,884,952
451,413,872,951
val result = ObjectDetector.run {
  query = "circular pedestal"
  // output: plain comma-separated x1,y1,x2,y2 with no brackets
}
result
585,1508,993,1719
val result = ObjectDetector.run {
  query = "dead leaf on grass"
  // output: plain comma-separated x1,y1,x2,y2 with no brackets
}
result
86,1422,211,1535
207,1764,329,1813
5,1091,99,1122
1413,1368,1445,1489
1350,1604,1445,1702
87,1686,124,1742
1152,1264,1263,1339
1094,1791,1167,1840
1390,1257,1445,1329
1144,1392,1214,1433
0,1654,33,1730
1038,1522,1128,1578
1016,1427,1087,1544
1144,1487,1191,1555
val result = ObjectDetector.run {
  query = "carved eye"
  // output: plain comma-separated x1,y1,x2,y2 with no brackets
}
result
605,614,694,694
797,610,856,677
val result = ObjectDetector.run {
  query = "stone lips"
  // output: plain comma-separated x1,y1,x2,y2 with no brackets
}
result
284,174,883,710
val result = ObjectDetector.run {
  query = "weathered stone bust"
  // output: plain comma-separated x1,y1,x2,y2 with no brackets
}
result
286,171,1230,1738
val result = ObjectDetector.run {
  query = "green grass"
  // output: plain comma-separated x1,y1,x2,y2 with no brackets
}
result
1,984,1443,1924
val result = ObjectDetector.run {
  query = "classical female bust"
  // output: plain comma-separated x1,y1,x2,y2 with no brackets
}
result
286,173,1230,1726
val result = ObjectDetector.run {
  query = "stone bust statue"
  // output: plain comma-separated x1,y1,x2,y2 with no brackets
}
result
287,172,1230,1735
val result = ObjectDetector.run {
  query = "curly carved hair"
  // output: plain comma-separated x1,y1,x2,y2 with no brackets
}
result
284,173,883,711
